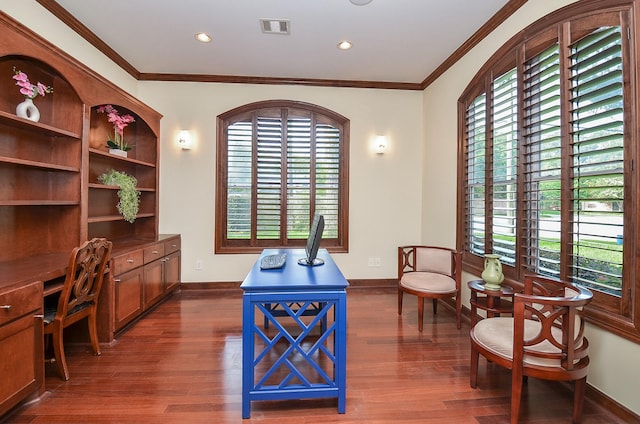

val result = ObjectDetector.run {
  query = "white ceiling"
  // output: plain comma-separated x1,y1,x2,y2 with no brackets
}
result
52,0,511,85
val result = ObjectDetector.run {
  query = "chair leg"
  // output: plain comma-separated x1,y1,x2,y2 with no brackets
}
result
88,310,101,356
398,288,403,315
432,298,438,315
417,297,424,332
510,366,524,424
573,377,587,423
470,345,479,388
455,294,462,329
51,324,70,381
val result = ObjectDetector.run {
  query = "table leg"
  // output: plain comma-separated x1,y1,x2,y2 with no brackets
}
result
336,291,347,413
242,293,253,419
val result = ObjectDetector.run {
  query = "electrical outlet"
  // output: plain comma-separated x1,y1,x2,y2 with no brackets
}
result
374,258,381,267
367,258,375,267
195,260,203,270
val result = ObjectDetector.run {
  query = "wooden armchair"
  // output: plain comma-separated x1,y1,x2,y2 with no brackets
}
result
44,238,112,380
470,274,593,423
397,245,462,331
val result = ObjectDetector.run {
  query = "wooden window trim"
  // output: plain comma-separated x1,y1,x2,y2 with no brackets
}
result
215,100,349,254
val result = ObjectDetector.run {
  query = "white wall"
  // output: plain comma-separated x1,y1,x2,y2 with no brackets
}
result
5,0,640,416
1,0,139,97
422,0,640,415
139,81,423,282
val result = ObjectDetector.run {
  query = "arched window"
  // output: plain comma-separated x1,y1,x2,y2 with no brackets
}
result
216,100,349,254
458,1,640,341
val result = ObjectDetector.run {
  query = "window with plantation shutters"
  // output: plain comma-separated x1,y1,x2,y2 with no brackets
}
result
458,3,640,342
217,100,349,253
464,94,486,257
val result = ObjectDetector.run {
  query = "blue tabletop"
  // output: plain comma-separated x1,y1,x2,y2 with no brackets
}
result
240,248,349,292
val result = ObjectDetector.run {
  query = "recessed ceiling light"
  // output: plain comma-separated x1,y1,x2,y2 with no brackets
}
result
350,0,373,5
195,32,212,43
337,40,353,50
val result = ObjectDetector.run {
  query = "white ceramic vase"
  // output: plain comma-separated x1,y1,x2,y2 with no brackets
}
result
16,97,40,122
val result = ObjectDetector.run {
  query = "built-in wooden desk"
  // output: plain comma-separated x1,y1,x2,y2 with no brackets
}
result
0,252,68,291
0,235,181,419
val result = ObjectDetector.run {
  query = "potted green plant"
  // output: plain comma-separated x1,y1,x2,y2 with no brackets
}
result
98,169,140,223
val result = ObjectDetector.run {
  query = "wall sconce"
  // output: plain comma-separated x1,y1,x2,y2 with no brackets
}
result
178,130,192,150
374,135,388,155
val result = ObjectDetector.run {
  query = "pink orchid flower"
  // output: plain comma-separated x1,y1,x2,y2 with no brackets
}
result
13,68,53,99
97,104,136,151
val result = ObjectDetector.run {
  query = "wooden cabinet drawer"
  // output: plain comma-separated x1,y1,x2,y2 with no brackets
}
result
164,237,181,255
144,243,165,264
112,251,144,275
0,282,42,326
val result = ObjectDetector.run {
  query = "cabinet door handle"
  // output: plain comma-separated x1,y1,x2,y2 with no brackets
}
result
0,304,11,310
34,314,44,319
127,259,134,263
115,279,121,283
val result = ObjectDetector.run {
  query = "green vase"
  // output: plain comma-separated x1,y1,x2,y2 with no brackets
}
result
481,254,504,290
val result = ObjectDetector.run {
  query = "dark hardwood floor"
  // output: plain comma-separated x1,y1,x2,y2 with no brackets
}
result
4,287,634,423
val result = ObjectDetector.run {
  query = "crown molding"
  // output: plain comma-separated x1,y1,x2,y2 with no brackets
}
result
36,0,528,91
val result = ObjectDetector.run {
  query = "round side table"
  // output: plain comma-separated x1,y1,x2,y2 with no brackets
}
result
468,279,514,328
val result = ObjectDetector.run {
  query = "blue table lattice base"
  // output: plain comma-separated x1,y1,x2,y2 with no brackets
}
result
242,291,347,418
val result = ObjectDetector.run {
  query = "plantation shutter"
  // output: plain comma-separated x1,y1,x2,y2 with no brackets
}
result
256,114,284,239
227,120,253,239
491,69,518,264
465,94,487,256
224,105,343,245
286,113,312,238
314,122,341,238
522,44,562,277
568,26,624,296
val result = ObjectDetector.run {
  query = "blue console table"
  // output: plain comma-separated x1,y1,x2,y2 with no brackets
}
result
240,248,348,418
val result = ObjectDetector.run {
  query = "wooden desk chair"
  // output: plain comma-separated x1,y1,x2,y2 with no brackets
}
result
397,245,462,331
44,238,112,380
470,274,593,423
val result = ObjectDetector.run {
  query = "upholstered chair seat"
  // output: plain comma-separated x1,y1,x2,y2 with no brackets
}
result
472,316,586,369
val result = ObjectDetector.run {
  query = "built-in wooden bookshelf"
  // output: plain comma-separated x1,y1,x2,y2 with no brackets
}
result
0,11,172,417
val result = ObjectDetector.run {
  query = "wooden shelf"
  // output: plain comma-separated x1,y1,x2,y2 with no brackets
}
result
88,213,155,224
88,183,156,192
0,200,79,206
89,148,156,168
0,110,81,139
0,155,80,172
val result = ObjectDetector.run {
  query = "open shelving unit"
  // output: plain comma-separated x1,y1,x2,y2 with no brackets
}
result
87,105,158,243
0,56,83,263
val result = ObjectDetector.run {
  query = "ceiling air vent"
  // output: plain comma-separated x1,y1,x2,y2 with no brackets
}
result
260,19,290,35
